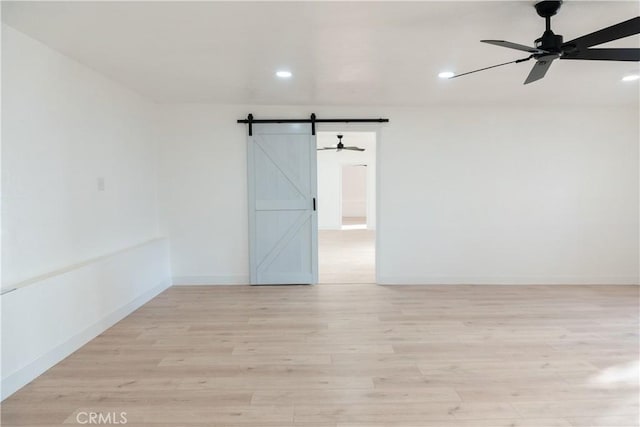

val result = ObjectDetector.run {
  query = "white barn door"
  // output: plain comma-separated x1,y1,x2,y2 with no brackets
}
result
247,124,318,285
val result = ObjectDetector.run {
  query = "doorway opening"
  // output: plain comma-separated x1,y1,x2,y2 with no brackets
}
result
316,131,376,284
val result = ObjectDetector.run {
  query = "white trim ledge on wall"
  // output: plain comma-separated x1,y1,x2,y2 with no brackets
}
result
2,238,168,293
1,238,172,400
172,276,250,285
377,276,640,285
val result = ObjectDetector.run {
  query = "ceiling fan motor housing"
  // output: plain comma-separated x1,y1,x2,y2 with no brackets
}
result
535,31,564,54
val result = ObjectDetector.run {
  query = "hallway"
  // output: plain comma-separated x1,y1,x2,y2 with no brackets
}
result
319,217,375,284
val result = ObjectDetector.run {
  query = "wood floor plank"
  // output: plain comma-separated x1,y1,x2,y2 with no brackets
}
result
251,388,461,405
337,420,573,427
293,401,519,423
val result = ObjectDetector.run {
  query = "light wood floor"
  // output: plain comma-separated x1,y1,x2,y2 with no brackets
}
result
2,285,639,426
319,219,375,284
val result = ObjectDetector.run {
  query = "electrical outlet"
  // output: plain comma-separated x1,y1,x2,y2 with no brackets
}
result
97,177,105,191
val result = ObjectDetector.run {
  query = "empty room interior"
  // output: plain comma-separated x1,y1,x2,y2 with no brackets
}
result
1,1,639,426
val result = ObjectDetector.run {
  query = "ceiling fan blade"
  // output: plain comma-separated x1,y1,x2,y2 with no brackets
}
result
524,55,557,85
561,48,640,61
317,147,336,151
344,147,366,151
481,40,547,54
563,16,640,49
450,56,533,80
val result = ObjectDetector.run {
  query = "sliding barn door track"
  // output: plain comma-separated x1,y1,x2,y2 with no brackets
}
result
237,113,389,136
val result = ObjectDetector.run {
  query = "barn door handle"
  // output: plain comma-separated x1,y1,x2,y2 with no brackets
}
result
313,198,316,211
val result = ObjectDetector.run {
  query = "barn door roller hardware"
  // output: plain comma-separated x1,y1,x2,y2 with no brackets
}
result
237,113,389,136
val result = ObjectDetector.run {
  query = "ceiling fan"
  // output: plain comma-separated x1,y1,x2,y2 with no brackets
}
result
317,135,365,152
451,1,640,84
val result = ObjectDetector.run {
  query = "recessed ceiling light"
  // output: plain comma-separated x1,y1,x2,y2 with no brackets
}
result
622,74,640,82
438,71,455,79
276,70,292,78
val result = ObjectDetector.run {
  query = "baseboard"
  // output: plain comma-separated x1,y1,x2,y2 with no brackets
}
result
0,279,171,400
172,275,250,285
376,276,640,285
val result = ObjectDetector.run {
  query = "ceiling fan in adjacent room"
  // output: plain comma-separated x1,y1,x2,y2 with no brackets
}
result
450,0,640,84
317,135,365,152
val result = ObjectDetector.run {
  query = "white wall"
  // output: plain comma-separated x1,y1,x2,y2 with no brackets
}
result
316,132,376,230
1,25,161,287
157,105,250,285
1,25,169,398
376,107,639,284
342,165,367,218
160,104,639,285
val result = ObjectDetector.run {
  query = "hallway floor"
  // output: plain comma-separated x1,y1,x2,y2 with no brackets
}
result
319,217,375,284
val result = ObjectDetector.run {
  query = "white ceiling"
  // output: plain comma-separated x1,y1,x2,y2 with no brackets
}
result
3,1,639,106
